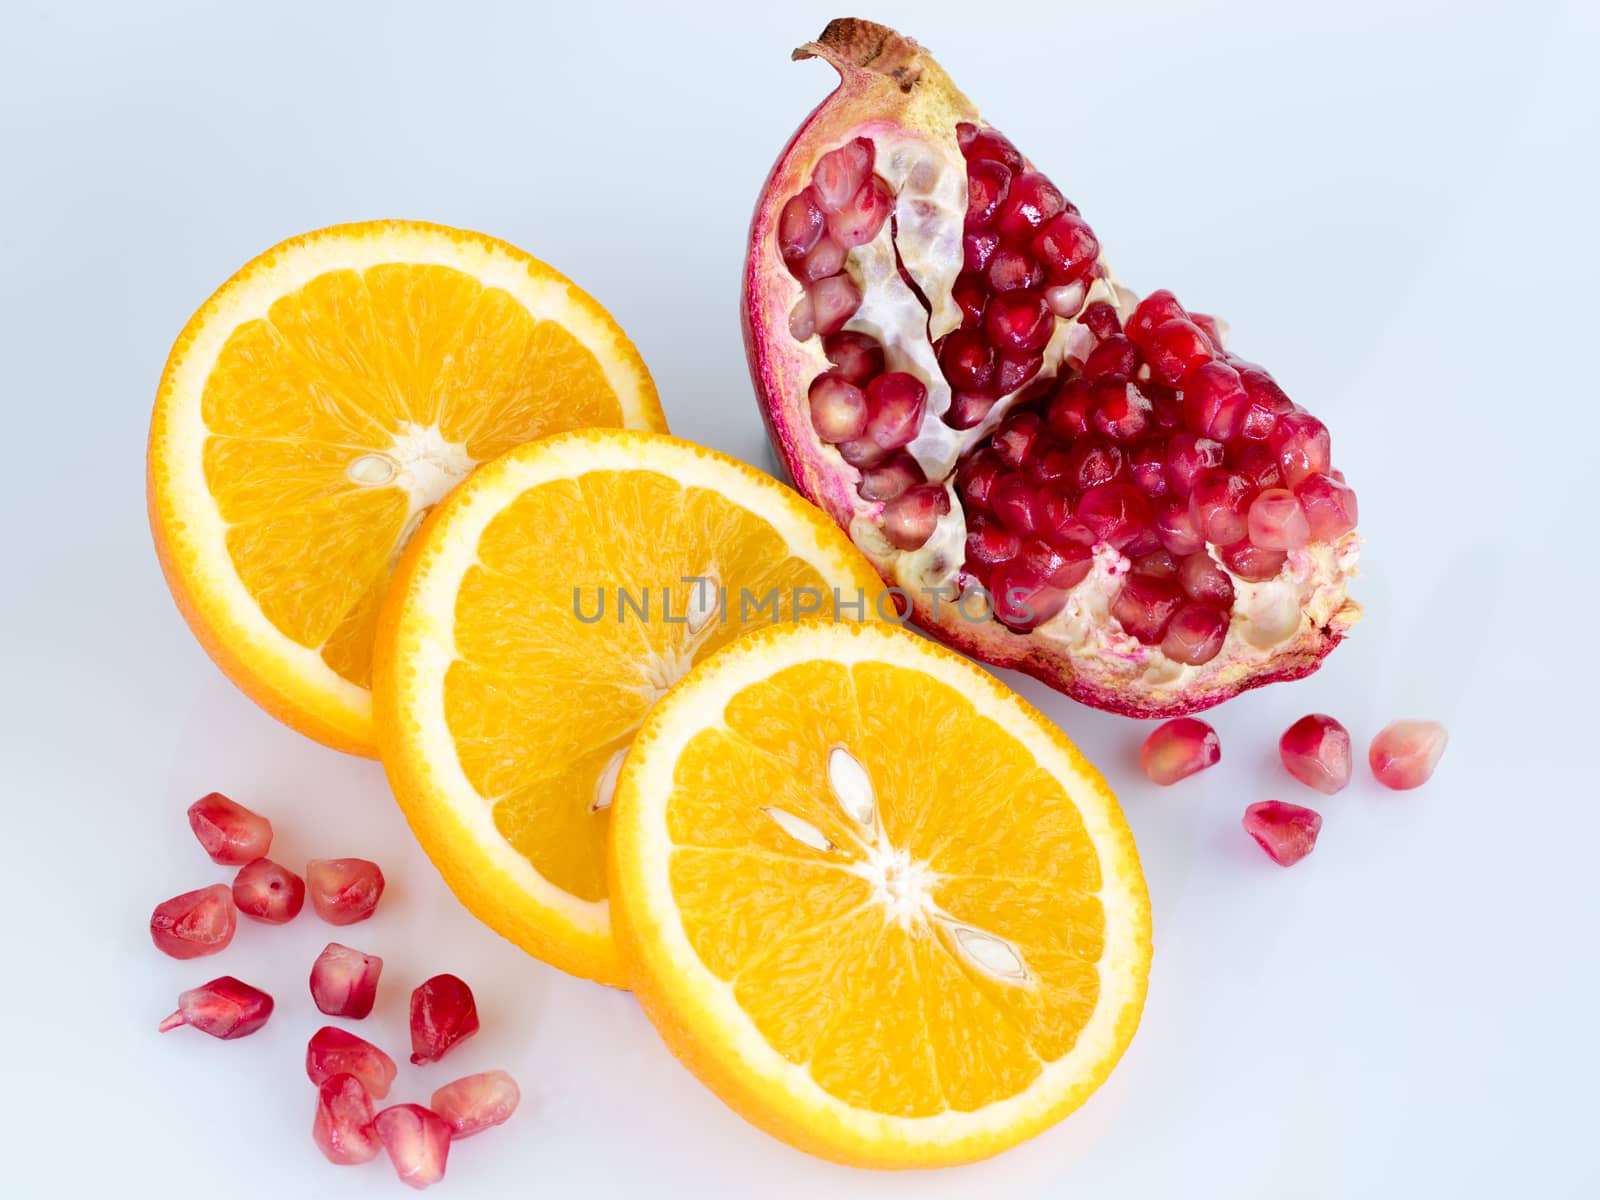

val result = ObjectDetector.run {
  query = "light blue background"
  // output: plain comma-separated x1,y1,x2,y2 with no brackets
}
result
2,1,1594,1196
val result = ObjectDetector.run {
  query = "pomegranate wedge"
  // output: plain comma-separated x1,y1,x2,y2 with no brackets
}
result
743,19,1361,716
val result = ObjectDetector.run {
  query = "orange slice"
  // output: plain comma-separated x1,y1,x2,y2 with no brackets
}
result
608,620,1151,1167
372,430,886,986
148,220,664,755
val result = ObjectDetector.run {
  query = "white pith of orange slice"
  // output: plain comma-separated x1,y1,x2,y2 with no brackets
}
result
147,220,665,756
371,430,888,986
608,619,1151,1168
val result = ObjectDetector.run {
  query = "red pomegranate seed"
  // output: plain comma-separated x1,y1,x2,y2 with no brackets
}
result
1081,301,1121,338
963,230,1000,273
1111,573,1185,644
1297,472,1359,541
824,331,884,384
952,274,988,329
310,942,384,1019
985,290,1053,353
410,974,481,1065
150,884,236,959
990,561,1068,631
1218,538,1288,582
1189,311,1227,349
809,274,862,336
1131,548,1178,579
1064,438,1125,492
986,246,1044,293
811,138,872,211
1082,335,1137,383
1369,720,1448,790
788,294,815,342
314,1073,383,1166
1279,714,1353,795
1146,319,1215,385
1242,801,1322,866
307,1026,397,1100
778,188,826,267
1164,433,1225,498
945,391,998,430
1047,379,1094,439
1078,482,1152,550
1269,408,1332,486
1025,442,1076,488
375,1104,453,1190
881,483,950,550
858,452,923,502
1154,497,1207,556
1130,441,1169,497
995,349,1043,394
827,175,892,248
306,858,385,926
808,374,869,443
1125,289,1187,350
966,515,1021,566
1045,280,1089,320
1161,602,1229,664
964,157,1012,228
232,858,305,925
1019,538,1093,588
1181,361,1251,442
795,235,846,284
1031,211,1099,283
939,329,996,391
1090,383,1153,441
990,474,1041,535
187,792,272,866
1189,469,1255,545
1139,717,1221,785
1178,552,1235,607
159,976,273,1039
991,411,1044,469
1247,487,1311,550
996,171,1065,243
863,372,927,450
959,124,1024,170
837,436,889,469
1232,442,1285,491
958,450,1004,508
430,1071,521,1139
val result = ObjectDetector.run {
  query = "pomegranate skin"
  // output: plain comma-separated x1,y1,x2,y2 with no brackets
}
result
742,19,1361,718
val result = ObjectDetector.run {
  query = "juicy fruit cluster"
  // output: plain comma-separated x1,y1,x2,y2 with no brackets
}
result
745,19,1362,715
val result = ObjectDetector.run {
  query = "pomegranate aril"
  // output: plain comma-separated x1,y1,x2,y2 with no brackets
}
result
995,350,1042,394
1242,801,1322,867
1064,438,1126,492
990,562,1067,631
1161,603,1229,665
964,157,1012,229
809,374,868,443
827,175,892,248
1280,714,1353,795
795,234,846,283
431,1071,520,1139
1164,433,1226,498
306,858,385,926
1369,720,1448,790
991,412,1044,469
966,515,1021,566
1178,552,1236,607
232,858,305,925
858,452,923,502
1047,379,1093,439
836,437,889,469
788,294,815,342
822,331,884,384
159,976,273,1039
1019,538,1093,589
1182,360,1250,442
811,138,872,211
1269,408,1332,487
939,330,996,391
1189,469,1255,546
1232,442,1285,491
778,188,826,267
1154,496,1207,556
809,274,861,336
1090,383,1153,440
187,791,272,866
1031,211,1099,283
410,974,480,1065
311,942,384,1019
1081,300,1121,339
957,450,1004,509
314,1073,383,1166
1146,319,1214,385
985,289,1053,352
307,1026,398,1100
375,1103,452,1190
1125,289,1188,351
1139,717,1220,785
985,248,1049,294
1079,482,1152,551
1247,488,1311,550
1219,538,1288,582
151,884,236,959
1038,487,1095,549
996,172,1065,244
881,483,950,550
945,391,998,430
960,124,1024,171
952,274,988,329
863,372,926,450
963,230,1000,274
1130,441,1169,497
1025,442,1076,488
1045,280,1088,319
1111,573,1185,644
1082,335,1138,383
990,474,1041,535
1190,311,1227,349
1297,472,1359,541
